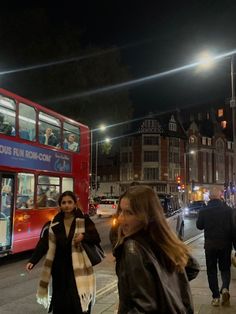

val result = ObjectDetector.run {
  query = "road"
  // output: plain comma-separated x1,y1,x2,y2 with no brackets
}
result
0,216,201,313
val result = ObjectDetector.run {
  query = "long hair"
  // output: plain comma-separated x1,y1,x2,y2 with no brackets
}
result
117,185,189,272
58,190,77,206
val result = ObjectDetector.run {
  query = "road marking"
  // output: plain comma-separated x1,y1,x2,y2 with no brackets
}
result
184,233,203,245
96,232,204,299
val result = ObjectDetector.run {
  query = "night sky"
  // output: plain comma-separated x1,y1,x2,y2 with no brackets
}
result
1,2,236,119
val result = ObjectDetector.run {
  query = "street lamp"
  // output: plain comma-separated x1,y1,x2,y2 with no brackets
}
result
90,124,106,191
95,137,110,192
197,51,236,194
184,149,194,203
230,56,236,187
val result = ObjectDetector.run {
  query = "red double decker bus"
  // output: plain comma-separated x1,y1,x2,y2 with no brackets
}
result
0,88,90,256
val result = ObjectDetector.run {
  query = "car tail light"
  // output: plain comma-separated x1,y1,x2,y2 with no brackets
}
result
96,204,100,209
112,217,118,226
112,204,116,209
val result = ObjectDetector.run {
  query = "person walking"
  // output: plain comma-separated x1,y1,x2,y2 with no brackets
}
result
196,187,235,307
113,185,194,314
26,190,101,314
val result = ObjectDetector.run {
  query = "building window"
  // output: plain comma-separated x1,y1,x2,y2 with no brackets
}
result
169,122,177,131
144,151,159,162
202,137,207,145
143,136,159,145
207,138,212,146
169,152,179,163
121,152,128,163
143,168,159,180
169,137,179,147
227,141,233,150
221,120,227,129
218,109,224,117
168,115,177,132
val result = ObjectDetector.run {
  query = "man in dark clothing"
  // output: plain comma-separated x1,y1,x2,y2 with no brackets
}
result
196,187,235,307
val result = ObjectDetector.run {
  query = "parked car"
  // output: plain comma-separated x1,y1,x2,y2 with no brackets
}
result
97,199,119,217
184,200,206,216
109,193,184,246
157,193,184,239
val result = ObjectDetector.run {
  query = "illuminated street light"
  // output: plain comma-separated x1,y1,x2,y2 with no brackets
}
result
100,124,107,132
197,51,215,69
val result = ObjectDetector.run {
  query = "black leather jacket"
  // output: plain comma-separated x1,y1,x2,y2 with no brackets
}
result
196,199,234,250
114,231,193,314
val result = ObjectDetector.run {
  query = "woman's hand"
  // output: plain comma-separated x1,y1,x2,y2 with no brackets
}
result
26,263,34,271
74,233,84,246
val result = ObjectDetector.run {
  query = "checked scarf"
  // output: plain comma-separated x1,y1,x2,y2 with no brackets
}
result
36,217,96,312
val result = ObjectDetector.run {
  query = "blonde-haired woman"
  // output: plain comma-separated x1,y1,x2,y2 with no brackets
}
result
114,185,194,314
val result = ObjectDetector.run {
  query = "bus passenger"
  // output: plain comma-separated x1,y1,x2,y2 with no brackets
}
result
37,187,47,208
41,127,58,146
0,113,15,136
26,190,101,314
63,133,79,152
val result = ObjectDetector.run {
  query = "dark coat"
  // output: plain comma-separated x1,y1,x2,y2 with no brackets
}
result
41,133,58,146
29,209,101,314
196,199,234,250
114,231,194,314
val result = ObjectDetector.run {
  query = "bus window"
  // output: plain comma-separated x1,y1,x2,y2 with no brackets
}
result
63,122,80,152
19,103,36,141
17,173,35,209
37,175,60,208
0,95,16,136
38,112,61,147
62,177,74,192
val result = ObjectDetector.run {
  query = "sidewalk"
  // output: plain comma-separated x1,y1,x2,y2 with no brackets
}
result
92,234,236,314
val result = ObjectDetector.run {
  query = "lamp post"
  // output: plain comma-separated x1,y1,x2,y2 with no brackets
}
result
95,137,110,193
230,56,236,187
197,52,236,203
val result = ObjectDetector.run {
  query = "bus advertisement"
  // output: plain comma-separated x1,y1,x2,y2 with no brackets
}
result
0,88,90,256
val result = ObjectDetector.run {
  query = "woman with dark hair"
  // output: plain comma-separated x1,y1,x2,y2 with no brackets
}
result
26,190,101,314
114,185,194,314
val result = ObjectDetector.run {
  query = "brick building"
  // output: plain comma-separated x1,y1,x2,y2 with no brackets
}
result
97,103,235,204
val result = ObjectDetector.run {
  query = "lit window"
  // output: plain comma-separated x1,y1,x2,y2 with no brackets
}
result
207,138,212,146
218,109,224,117
221,120,227,129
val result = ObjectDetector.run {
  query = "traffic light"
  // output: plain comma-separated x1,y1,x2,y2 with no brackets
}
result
176,176,181,190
